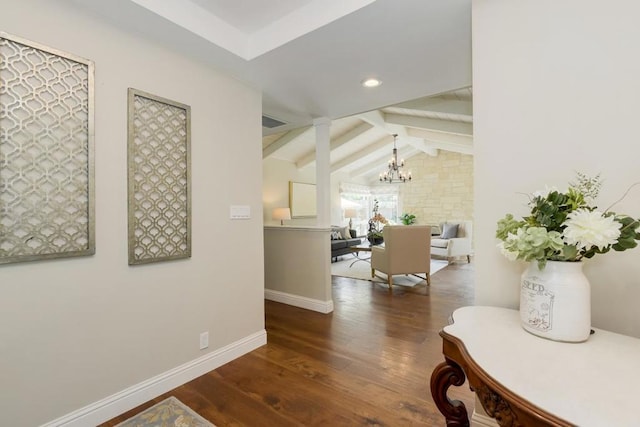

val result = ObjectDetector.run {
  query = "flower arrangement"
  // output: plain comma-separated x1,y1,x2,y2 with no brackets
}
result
496,173,640,269
367,199,388,243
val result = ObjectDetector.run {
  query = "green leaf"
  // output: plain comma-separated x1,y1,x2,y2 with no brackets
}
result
562,245,578,260
613,239,637,251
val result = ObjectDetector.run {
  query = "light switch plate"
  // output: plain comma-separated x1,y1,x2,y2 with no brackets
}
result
230,205,250,219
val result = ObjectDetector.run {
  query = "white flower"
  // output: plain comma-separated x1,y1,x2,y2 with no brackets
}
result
532,186,558,199
563,209,622,251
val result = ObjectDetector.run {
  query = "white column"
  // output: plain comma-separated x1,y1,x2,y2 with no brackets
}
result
314,117,331,227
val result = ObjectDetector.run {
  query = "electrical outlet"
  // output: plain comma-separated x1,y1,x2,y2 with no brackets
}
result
199,331,209,350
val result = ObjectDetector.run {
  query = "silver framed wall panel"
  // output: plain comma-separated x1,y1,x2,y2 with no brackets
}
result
127,88,191,265
0,32,95,265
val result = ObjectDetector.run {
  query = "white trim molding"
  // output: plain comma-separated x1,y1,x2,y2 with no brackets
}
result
471,411,499,427
263,225,331,232
41,330,267,427
265,289,334,314
130,0,375,60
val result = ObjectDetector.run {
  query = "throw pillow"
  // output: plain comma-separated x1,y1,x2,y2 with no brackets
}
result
441,223,459,239
330,231,341,240
340,226,350,240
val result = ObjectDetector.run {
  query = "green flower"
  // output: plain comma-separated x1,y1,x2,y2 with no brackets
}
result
502,227,564,268
496,214,524,240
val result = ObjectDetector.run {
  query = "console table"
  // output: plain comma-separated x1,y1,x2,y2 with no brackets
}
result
430,306,640,427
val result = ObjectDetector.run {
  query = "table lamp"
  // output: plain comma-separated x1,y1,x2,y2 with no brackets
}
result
272,207,291,225
344,208,357,229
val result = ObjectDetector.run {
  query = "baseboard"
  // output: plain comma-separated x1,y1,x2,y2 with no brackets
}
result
41,330,267,427
265,289,334,313
471,410,499,427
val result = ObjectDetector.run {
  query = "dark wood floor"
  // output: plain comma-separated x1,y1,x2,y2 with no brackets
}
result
101,261,475,426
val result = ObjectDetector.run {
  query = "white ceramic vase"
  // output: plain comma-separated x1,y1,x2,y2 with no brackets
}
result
520,260,591,342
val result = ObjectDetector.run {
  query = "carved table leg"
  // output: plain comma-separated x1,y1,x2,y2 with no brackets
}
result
474,384,522,427
430,357,470,427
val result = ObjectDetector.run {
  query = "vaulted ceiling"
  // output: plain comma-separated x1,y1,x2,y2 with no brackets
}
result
263,87,473,183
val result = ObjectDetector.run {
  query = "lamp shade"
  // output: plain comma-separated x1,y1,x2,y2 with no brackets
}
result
344,208,358,218
272,207,291,225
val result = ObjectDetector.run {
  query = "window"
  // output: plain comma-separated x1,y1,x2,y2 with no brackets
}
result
340,183,400,235
340,192,369,236
372,193,399,224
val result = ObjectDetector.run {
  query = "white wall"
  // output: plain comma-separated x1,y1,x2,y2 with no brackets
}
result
473,0,640,337
0,1,264,425
263,157,368,226
264,226,333,313
263,158,316,226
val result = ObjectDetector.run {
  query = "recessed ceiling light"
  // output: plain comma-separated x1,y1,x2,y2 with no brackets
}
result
361,78,382,88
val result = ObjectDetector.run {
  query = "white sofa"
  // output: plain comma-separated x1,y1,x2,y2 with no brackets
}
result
431,220,473,263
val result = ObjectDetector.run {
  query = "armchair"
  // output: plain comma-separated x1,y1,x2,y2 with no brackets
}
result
371,225,431,289
430,220,473,263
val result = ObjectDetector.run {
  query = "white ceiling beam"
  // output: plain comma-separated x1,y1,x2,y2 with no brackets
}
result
404,137,439,157
407,128,474,155
331,122,374,150
295,121,373,168
357,110,441,157
408,128,473,146
389,98,472,116
295,151,316,170
425,141,473,155
330,137,391,174
262,126,312,158
350,161,384,179
355,110,388,129
349,151,395,178
384,113,473,135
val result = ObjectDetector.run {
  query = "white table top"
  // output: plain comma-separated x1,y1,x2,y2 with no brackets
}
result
444,306,640,427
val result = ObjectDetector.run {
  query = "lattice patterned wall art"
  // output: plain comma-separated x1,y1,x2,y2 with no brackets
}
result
0,32,95,265
127,88,191,265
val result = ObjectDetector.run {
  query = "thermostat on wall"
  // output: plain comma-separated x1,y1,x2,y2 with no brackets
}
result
230,205,251,219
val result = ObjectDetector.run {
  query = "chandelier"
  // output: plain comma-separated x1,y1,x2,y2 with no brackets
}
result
379,134,411,183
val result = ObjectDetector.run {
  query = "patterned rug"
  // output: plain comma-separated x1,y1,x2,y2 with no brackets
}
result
116,396,214,427
331,256,449,286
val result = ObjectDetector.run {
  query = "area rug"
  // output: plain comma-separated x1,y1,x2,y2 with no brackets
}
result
116,396,214,427
331,256,449,286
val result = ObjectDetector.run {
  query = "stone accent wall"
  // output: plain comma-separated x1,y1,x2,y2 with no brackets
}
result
399,151,473,228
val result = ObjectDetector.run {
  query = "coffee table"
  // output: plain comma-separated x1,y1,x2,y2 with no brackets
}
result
349,241,384,268
348,244,373,267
